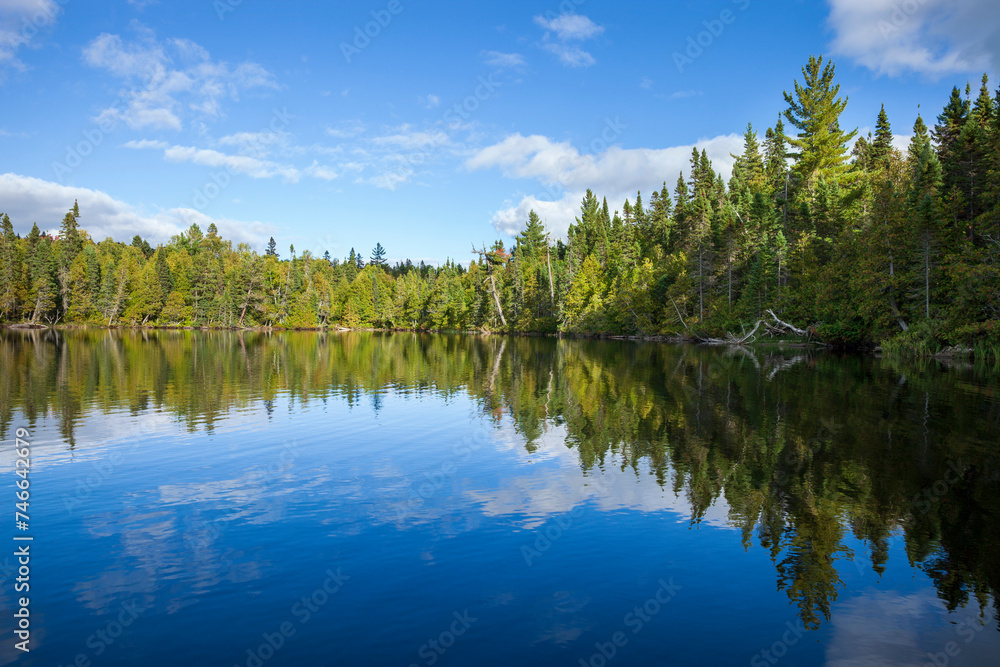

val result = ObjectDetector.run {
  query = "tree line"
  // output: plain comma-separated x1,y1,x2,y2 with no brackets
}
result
1,55,998,353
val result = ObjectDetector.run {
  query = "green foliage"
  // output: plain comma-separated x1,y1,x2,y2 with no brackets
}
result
881,320,946,358
1,59,997,347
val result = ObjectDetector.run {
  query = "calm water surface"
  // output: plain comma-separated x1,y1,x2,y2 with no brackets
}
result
1,330,998,666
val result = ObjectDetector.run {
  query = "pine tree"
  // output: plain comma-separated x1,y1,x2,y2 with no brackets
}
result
765,117,789,186
782,55,858,189
906,116,944,320
932,86,970,201
370,242,387,267
671,172,690,252
870,104,893,170
59,201,83,260
266,237,279,257
517,211,547,258
155,249,174,302
731,123,765,193
28,230,58,324
0,214,21,320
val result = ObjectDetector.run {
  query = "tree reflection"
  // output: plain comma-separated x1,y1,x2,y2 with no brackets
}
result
2,328,998,629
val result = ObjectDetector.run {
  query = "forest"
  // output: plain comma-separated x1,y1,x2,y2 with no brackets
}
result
1,56,998,355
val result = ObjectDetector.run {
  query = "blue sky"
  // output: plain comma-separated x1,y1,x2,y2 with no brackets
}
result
1,0,997,265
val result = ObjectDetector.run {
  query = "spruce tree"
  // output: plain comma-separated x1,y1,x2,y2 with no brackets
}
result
871,105,893,170
0,214,20,320
907,117,944,320
517,211,547,257
932,86,970,198
266,237,278,257
59,201,83,261
370,243,387,267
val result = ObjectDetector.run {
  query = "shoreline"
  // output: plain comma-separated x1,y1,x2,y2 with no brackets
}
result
2,322,979,358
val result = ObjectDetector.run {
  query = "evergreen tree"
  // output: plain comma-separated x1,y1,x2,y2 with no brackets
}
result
906,128,943,320
870,104,893,170
933,86,970,201
517,211,547,257
782,55,857,189
266,237,279,257
370,242,387,267
59,201,83,260
0,214,20,320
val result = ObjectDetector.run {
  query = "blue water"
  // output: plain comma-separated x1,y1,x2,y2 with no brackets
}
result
1,331,998,666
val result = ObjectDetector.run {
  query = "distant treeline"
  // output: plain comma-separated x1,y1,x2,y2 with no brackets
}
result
1,56,998,352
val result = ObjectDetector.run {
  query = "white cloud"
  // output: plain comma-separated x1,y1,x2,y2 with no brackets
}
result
371,127,450,150
218,130,290,157
325,121,364,139
640,77,653,90
359,171,412,191
125,139,340,184
0,172,274,246
0,0,61,71
304,162,338,181
482,50,526,68
534,13,604,68
0,127,30,139
671,90,703,99
541,42,595,68
122,139,168,150
82,27,277,130
467,133,744,238
419,94,440,109
534,14,604,41
162,145,300,181
826,0,999,77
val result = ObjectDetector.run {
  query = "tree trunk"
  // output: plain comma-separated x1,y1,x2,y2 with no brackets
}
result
546,240,555,305
924,231,931,320
489,273,507,327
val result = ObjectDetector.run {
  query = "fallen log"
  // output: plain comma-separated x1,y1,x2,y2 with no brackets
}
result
692,311,812,346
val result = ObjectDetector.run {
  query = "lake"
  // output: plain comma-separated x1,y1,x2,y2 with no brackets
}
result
1,329,998,666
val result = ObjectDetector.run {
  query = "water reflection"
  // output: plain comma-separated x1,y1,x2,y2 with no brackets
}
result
2,328,998,634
